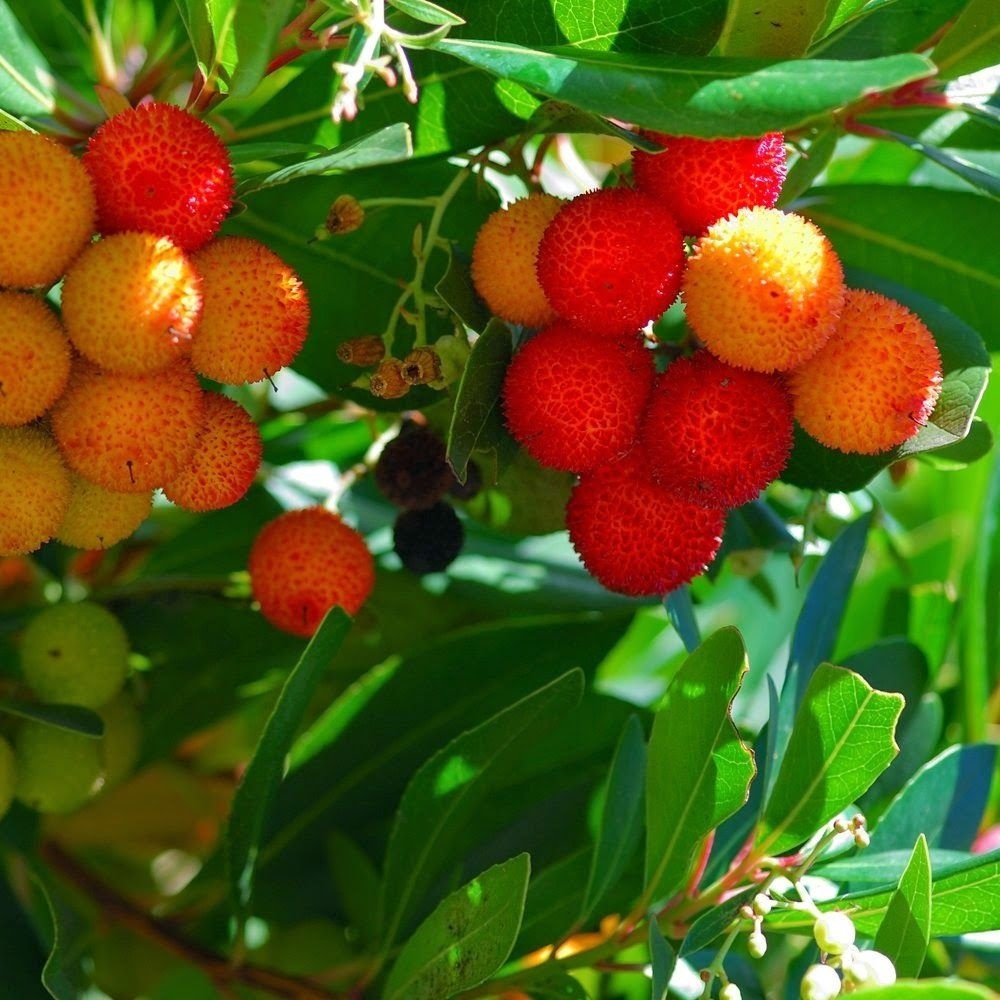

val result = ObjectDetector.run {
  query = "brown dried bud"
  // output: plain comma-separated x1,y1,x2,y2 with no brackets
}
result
337,335,386,368
401,347,442,386
370,358,409,400
325,194,365,235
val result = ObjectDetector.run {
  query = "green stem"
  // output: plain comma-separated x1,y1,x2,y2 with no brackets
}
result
82,0,117,88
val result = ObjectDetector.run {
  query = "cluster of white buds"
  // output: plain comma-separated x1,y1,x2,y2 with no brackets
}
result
740,889,775,959
800,910,897,997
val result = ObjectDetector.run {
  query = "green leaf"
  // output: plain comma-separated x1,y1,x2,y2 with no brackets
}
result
0,106,31,130
767,848,1000,937
436,39,933,138
868,744,998,854
880,129,1000,199
30,864,87,999
756,664,904,856
382,854,530,1000
174,0,215,73
227,0,297,98
0,699,103,738
863,694,944,807
226,609,352,916
932,0,1000,79
0,870,46,996
580,715,646,922
716,0,837,57
782,270,992,492
817,848,967,884
649,919,676,1000
524,973,591,999
516,848,590,954
680,886,757,955
851,981,999,1000
447,319,514,482
327,831,382,946
238,124,414,194
378,670,584,948
644,627,755,906
0,0,54,114
389,0,465,26
797,186,1000,342
874,834,932,978
664,587,701,653
435,250,490,333
921,418,994,470
779,125,840,204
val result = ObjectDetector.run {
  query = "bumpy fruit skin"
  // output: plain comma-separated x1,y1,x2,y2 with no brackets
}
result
0,735,15,822
51,360,204,493
683,207,845,372
374,426,454,509
789,290,943,454
536,188,685,336
566,453,725,596
0,426,71,556
14,720,104,814
20,601,130,708
471,194,563,327
190,237,310,384
642,351,793,508
0,292,71,426
503,321,655,472
163,393,262,511
393,502,465,574
98,694,141,789
248,507,375,637
56,474,152,549
0,132,96,288
83,101,234,252
632,132,787,235
61,233,202,374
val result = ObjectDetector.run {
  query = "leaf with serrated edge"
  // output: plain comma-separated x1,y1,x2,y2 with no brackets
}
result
644,627,754,906
875,834,931,978
756,664,902,857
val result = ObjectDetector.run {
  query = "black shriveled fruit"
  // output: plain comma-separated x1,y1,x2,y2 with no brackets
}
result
393,502,464,574
374,426,455,509
448,459,483,501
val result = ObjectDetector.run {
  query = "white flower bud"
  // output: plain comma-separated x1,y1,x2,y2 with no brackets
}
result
720,985,743,1000
853,827,871,849
753,892,774,916
813,910,856,955
844,949,897,989
747,930,768,958
800,963,842,1000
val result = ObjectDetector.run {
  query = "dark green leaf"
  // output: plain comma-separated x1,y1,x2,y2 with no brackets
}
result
874,834,931,978
435,249,490,333
389,0,464,26
447,319,513,482
228,0,297,98
680,887,756,955
880,129,1000,198
0,0,55,114
645,627,754,906
716,0,836,57
378,671,584,948
31,864,87,1000
516,848,590,954
817,848,967,884
0,869,46,996
649,919,676,1000
580,716,646,922
382,854,530,1000
238,124,414,194
663,587,700,653
863,694,943,807
524,973,591,999
0,699,102,738
931,0,1000,79
228,141,327,165
226,609,352,916
921,418,993,470
327,831,382,946
779,125,840,204
868,744,998,854
524,99,660,148
756,664,903,856
436,39,933,138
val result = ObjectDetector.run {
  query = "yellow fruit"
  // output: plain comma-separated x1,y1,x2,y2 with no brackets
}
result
471,194,563,327
61,233,202,374
0,131,96,288
789,289,944,454
682,207,845,372
0,426,72,556
51,360,204,492
0,291,71,425
0,735,15,822
56,473,152,549
14,720,104,814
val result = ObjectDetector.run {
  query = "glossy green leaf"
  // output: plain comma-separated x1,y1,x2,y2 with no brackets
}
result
881,129,1000,199
649,919,676,1000
227,0,297,98
756,664,904,856
0,699,102,738
238,124,414,194
644,627,754,906
174,0,214,72
447,319,514,483
863,694,944,807
389,0,464,26
921,418,994,470
664,587,700,653
931,0,1000,79
874,834,931,978
516,848,590,954
0,0,54,114
436,39,933,138
580,715,645,922
226,609,352,915
716,0,836,57
680,886,756,955
378,670,584,948
779,125,840,204
852,981,999,1000
382,854,529,1000
797,186,1000,341
817,848,967,884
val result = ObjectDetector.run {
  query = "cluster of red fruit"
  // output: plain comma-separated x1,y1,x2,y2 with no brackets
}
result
0,102,309,558
471,133,943,597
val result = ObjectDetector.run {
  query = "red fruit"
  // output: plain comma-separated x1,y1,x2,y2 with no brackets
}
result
248,507,375,637
642,352,793,508
566,453,725,597
84,101,234,251
536,188,685,337
503,321,655,472
632,132,787,235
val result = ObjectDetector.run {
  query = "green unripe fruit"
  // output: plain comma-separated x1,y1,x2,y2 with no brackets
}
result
98,694,141,789
0,735,16,821
20,602,129,708
15,721,104,813
813,911,855,955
